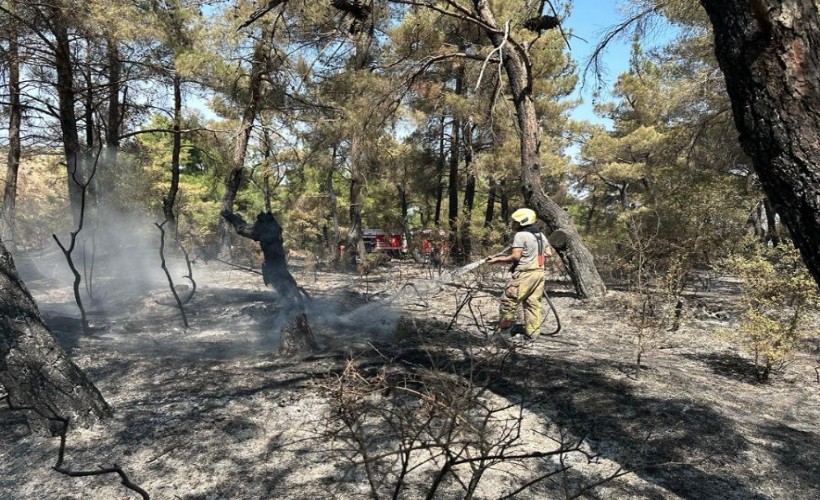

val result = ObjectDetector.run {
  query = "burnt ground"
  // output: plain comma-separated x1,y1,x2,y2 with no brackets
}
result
1,253,819,499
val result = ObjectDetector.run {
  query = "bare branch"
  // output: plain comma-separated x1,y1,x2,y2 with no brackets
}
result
154,220,189,329
2,396,149,499
582,3,667,90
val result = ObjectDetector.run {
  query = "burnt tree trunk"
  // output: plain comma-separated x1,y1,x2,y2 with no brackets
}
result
471,0,606,298
701,0,820,286
0,239,111,433
221,210,318,355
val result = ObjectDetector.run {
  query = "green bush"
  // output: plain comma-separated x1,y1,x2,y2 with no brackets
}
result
729,243,819,381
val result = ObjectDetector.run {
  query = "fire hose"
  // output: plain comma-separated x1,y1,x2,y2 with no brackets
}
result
462,230,566,337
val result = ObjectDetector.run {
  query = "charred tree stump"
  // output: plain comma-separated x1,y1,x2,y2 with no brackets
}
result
221,210,318,355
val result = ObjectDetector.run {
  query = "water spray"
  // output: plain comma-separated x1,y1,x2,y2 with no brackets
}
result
448,230,568,337
449,246,511,277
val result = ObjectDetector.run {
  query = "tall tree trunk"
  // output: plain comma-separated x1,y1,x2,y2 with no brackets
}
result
471,0,606,298
260,128,273,213
326,151,340,264
51,9,85,226
103,39,122,195
434,115,446,226
80,43,100,220
447,74,463,263
84,42,94,150
460,120,476,261
218,23,271,254
105,41,122,152
484,177,496,227
3,22,21,247
0,239,112,433
346,141,367,264
343,21,375,267
399,182,411,254
163,73,183,232
700,0,820,286
499,178,510,222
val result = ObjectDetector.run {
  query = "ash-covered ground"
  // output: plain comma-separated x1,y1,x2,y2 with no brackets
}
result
2,250,819,499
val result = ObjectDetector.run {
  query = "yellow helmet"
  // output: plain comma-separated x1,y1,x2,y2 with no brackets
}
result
511,208,537,226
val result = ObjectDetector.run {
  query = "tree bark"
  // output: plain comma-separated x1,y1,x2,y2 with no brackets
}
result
460,120,476,261
105,40,122,156
218,23,271,254
220,211,318,355
327,147,341,264
0,239,111,433
343,21,375,267
50,7,86,225
700,0,820,286
471,0,606,298
434,115,446,226
345,136,368,266
101,39,122,209
447,73,463,263
163,73,183,231
499,178,510,222
484,178,496,227
3,20,21,247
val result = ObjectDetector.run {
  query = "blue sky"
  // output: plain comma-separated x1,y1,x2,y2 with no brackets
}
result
562,1,678,127
563,1,637,127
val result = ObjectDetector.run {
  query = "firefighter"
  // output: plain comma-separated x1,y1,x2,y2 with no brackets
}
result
486,208,553,338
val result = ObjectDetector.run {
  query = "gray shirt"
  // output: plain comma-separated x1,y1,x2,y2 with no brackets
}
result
512,231,548,265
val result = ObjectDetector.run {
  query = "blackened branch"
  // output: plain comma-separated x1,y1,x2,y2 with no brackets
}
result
2,394,150,499
155,220,189,328
177,241,197,305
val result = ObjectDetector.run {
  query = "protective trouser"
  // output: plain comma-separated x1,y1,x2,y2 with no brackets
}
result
498,260,546,336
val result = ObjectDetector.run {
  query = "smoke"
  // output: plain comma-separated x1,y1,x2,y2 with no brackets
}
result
15,204,191,322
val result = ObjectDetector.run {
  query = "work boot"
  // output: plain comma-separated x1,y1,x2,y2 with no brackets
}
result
493,319,515,335
509,324,526,336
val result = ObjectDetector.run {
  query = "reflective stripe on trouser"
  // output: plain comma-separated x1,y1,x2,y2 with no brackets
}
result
499,265,546,336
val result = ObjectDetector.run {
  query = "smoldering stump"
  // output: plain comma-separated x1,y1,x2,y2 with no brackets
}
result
221,210,318,355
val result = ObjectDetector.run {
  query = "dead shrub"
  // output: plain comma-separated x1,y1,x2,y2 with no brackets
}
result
319,351,629,498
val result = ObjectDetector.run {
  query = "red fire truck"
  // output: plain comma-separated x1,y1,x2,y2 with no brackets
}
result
363,229,406,255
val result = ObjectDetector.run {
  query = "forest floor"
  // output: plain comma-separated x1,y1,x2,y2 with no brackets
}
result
2,251,819,499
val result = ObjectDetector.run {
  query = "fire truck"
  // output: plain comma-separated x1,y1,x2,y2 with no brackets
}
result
363,229,406,255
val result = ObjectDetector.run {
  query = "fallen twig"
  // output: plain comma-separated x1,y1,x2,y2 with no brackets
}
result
1,394,150,499
214,257,263,276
